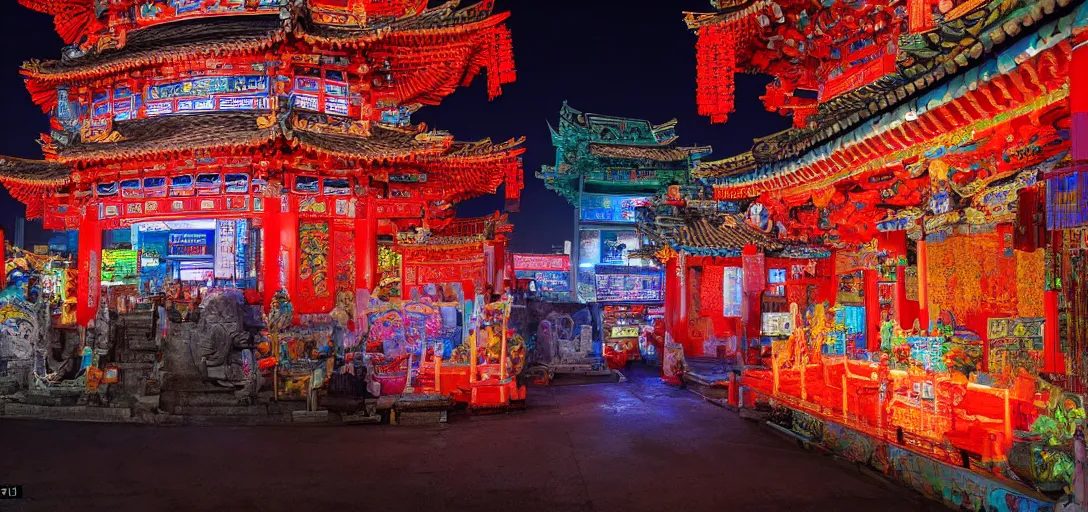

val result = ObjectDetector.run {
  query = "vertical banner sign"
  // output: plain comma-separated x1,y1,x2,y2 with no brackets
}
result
77,221,103,326
214,220,237,279
1073,40,1088,160
741,252,766,293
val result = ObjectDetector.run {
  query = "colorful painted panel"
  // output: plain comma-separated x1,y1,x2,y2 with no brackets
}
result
761,312,795,336
927,232,1045,321
101,250,138,286
298,222,331,305
906,336,947,372
987,318,1045,374
333,229,355,296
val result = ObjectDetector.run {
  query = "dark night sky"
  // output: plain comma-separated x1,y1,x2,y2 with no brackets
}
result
0,0,791,253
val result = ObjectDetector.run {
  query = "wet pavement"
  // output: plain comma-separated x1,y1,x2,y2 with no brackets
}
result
0,366,944,512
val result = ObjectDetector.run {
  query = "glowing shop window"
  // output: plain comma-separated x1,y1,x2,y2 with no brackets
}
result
96,182,118,197
144,177,168,198
224,174,249,193
323,178,351,195
768,268,786,297
196,173,222,195
723,267,743,317
120,179,142,199
170,175,194,196
294,176,320,194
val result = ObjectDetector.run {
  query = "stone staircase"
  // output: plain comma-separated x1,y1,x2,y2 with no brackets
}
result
114,311,161,401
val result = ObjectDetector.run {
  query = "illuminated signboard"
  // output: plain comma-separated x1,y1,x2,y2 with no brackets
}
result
580,194,651,223
511,254,569,271
101,249,139,285
594,265,664,302
513,270,570,292
168,232,211,256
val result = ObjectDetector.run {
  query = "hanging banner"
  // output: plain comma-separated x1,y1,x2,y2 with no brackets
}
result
76,220,103,326
214,220,237,279
741,252,766,292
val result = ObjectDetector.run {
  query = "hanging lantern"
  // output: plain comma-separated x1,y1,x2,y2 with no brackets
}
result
696,21,737,124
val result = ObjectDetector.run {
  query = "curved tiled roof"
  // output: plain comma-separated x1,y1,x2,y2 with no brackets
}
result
673,216,781,252
23,15,286,82
298,1,502,42
291,125,445,162
56,112,278,164
589,143,712,163
0,157,71,185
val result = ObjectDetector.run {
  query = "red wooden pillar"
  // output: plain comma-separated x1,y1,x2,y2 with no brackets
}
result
664,256,682,347
262,197,281,311
279,196,299,322
917,238,930,332
678,253,692,353
864,269,881,352
1044,231,1064,373
357,198,378,293
76,209,103,326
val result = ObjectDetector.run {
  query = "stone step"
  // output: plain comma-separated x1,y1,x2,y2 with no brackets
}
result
3,403,134,422
165,390,265,407
171,413,293,427
114,362,155,370
171,404,270,416
392,409,447,425
118,352,158,363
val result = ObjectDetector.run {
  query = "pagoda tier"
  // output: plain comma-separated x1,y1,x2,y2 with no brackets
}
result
22,15,515,128
538,103,712,204
685,0,1075,133
0,112,524,229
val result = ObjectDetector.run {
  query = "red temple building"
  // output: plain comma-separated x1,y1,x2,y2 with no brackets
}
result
637,0,1088,507
0,0,524,323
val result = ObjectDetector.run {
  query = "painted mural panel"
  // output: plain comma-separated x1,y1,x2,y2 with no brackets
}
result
298,221,331,308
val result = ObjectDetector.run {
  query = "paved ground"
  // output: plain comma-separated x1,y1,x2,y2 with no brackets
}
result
0,366,944,512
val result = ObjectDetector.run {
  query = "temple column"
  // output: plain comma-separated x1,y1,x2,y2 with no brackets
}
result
76,208,103,326
917,238,930,332
664,255,682,346
262,196,281,311
864,268,881,352
357,197,378,293
281,199,299,305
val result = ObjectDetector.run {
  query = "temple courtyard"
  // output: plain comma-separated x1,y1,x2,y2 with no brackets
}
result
0,367,943,512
